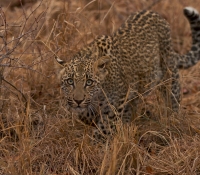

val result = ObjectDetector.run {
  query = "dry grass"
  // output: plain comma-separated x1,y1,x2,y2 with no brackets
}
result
0,0,200,174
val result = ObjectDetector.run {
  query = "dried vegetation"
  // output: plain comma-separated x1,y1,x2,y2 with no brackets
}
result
0,0,200,174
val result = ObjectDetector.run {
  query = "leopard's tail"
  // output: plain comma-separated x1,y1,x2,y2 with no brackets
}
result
178,7,200,69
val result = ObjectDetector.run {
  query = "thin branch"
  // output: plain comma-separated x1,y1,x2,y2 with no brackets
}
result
2,77,27,108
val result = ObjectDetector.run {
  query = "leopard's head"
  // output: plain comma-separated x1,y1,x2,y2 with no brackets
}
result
56,55,111,113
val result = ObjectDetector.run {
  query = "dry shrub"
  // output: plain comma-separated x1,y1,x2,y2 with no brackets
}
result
0,0,200,174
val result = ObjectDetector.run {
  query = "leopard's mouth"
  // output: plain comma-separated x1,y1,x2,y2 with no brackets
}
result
75,106,86,113
68,105,87,113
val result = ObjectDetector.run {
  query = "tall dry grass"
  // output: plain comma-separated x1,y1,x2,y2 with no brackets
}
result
0,0,200,174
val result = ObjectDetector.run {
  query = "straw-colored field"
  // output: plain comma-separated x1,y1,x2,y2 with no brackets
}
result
0,0,200,174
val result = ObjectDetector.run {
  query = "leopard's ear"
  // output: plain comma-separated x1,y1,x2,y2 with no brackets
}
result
94,56,111,81
54,56,68,80
94,56,111,69
55,56,67,67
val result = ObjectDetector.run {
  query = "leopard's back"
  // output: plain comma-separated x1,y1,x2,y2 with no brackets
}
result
109,10,174,94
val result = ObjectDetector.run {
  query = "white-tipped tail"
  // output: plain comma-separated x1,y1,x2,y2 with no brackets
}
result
184,7,199,15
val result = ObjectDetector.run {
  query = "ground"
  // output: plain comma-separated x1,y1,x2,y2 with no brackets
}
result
0,0,200,174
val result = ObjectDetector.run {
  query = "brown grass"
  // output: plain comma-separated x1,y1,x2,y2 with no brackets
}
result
0,0,200,174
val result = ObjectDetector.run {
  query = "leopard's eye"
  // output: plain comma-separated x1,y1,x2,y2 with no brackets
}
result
66,78,74,85
86,79,93,86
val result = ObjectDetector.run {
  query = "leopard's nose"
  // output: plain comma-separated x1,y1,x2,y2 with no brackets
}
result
74,99,84,105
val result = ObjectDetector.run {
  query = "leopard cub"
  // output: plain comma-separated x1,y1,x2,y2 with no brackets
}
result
56,7,200,141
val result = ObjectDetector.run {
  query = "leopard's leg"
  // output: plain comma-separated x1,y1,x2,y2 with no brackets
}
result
170,67,181,112
157,69,172,116
92,89,140,142
158,66,180,115
92,104,117,143
121,105,134,123
78,110,98,126
93,104,137,142
93,120,116,143
92,93,134,142
76,108,116,143
119,100,138,123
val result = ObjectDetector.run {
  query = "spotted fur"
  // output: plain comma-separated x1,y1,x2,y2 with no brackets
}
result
56,7,200,142
178,7,200,68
